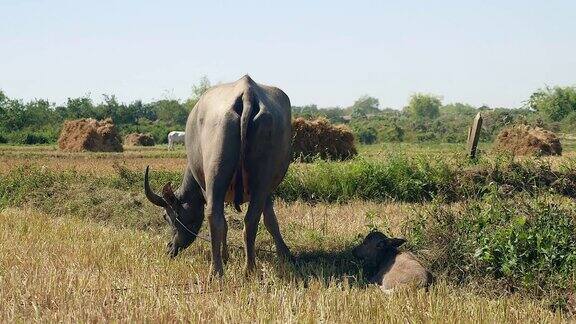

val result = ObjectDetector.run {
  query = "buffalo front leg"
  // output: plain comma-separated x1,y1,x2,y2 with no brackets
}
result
263,196,292,260
206,200,226,277
243,196,266,274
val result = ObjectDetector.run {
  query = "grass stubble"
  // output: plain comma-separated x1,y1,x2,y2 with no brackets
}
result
0,144,574,322
0,208,568,323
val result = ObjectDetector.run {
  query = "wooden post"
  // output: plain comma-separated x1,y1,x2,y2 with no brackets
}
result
467,113,482,159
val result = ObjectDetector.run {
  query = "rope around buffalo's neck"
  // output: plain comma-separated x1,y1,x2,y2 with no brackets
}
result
174,216,276,255
174,216,212,243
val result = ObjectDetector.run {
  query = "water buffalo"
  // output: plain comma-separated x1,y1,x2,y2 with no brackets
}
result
353,231,433,293
145,75,292,276
167,131,185,149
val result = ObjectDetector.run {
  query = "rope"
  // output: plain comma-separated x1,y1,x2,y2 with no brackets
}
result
175,217,211,243
174,216,277,255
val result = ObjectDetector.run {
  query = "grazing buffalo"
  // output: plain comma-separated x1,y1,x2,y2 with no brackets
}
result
167,131,185,149
353,231,433,293
145,75,292,276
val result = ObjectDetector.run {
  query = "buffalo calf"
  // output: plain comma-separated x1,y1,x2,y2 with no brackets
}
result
353,231,433,293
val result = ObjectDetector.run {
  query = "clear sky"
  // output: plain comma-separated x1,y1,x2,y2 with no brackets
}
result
1,0,575,109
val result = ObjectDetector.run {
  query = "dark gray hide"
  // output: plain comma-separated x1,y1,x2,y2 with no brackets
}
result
144,75,292,276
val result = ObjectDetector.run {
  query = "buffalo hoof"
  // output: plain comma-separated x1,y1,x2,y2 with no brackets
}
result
167,242,180,258
210,264,224,278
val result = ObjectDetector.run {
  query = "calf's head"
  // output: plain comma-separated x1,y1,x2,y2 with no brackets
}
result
144,166,204,258
352,231,406,266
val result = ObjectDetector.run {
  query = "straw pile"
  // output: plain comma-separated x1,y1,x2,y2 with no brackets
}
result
58,118,123,152
493,124,562,156
292,117,357,162
124,133,155,146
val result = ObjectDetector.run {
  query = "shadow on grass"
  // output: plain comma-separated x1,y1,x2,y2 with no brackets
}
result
259,245,369,288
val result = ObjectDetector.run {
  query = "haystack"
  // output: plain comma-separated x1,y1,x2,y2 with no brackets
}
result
292,117,357,161
58,118,123,152
124,133,155,146
493,124,562,156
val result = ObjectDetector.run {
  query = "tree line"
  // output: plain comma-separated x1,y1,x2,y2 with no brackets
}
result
1,78,575,145
0,77,211,145
293,86,576,144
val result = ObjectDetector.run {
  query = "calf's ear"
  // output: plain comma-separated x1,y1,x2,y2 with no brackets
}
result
389,238,407,248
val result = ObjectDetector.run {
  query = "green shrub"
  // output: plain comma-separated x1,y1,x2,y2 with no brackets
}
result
277,155,455,203
406,189,576,296
22,132,51,144
356,127,377,144
0,166,73,208
378,124,404,142
3,129,59,145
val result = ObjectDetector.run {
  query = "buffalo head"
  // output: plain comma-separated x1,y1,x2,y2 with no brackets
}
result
144,166,204,257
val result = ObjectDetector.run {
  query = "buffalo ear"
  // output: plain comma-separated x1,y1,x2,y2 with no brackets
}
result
388,238,407,248
162,182,177,204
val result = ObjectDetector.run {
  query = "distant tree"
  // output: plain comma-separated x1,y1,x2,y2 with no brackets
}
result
185,76,211,110
351,108,367,119
441,103,476,116
380,123,404,142
58,96,95,119
322,107,346,123
97,94,122,121
527,86,576,122
0,94,25,130
129,100,157,123
152,99,188,126
292,104,319,119
350,95,380,118
356,127,377,144
405,93,441,119
23,99,57,128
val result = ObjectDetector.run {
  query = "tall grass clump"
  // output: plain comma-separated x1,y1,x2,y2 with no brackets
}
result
0,165,76,208
278,154,576,203
277,155,455,203
457,155,576,199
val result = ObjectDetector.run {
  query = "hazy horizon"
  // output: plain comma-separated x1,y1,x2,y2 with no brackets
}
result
1,0,575,109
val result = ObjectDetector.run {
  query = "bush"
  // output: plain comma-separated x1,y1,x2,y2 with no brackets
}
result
416,132,437,142
277,155,455,203
7,130,58,145
378,124,404,142
406,189,576,297
22,133,51,145
356,127,377,144
528,86,576,122
278,154,576,203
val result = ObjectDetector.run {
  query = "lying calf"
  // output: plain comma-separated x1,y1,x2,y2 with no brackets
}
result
352,231,433,293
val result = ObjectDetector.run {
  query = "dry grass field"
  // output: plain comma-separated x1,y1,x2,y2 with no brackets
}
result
1,143,576,322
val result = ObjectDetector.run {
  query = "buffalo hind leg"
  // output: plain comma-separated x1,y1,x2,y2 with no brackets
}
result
222,221,229,264
243,195,266,275
263,196,292,260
